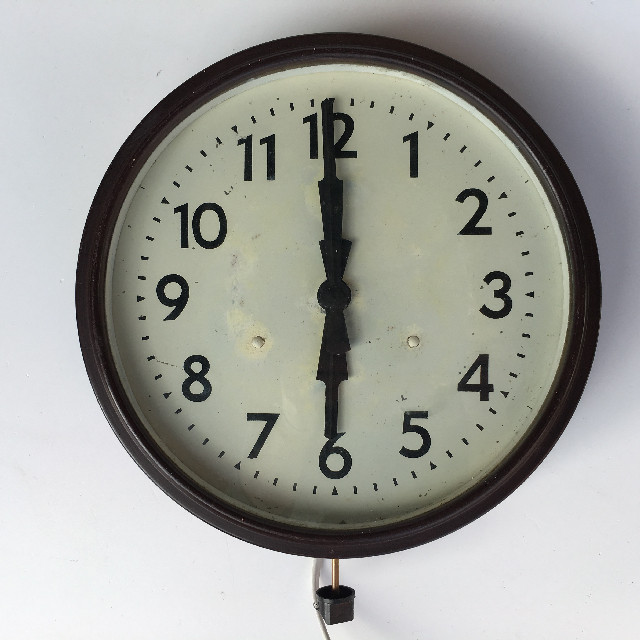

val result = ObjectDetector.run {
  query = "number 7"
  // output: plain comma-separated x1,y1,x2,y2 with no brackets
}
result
246,413,279,459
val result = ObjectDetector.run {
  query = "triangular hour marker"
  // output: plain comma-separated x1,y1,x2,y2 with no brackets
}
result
499,192,508,199
430,462,437,470
234,461,241,470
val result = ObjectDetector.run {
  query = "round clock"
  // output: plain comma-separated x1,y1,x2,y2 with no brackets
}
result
76,33,600,558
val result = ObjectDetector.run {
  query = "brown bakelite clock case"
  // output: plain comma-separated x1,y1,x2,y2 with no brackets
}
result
76,33,600,559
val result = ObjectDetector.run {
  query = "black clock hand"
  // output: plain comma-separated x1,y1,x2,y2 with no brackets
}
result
316,98,352,440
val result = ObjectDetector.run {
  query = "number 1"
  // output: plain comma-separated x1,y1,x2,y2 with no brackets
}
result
403,131,418,177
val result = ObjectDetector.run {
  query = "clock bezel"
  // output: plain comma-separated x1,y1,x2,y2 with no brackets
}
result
76,32,600,558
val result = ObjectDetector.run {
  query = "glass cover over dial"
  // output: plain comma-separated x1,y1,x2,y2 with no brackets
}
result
104,62,572,533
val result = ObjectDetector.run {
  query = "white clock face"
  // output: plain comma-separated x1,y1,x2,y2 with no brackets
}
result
105,64,570,531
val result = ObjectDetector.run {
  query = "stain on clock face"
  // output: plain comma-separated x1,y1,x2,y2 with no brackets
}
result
106,65,570,530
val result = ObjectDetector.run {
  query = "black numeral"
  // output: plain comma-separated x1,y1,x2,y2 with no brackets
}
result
457,188,491,235
302,113,318,159
457,354,494,401
239,133,276,180
238,135,252,181
319,433,352,479
182,355,212,402
403,131,418,178
156,274,189,320
259,134,275,180
333,112,357,158
480,271,512,319
175,203,227,249
399,411,431,458
304,109,357,159
176,203,189,248
246,413,279,459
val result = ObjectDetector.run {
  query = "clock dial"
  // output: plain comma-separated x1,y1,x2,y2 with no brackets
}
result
78,34,599,557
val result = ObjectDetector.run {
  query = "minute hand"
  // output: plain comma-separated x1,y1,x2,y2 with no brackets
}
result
316,98,352,440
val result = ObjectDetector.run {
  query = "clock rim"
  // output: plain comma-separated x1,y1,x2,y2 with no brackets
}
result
76,32,601,558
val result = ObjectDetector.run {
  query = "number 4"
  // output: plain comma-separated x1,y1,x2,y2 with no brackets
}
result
457,354,494,401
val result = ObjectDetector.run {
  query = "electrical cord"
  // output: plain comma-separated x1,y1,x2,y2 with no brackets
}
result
312,558,332,640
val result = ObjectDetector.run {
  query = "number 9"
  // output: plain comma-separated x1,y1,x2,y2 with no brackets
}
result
156,274,189,320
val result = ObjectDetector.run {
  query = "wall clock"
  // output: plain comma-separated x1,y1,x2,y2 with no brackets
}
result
76,31,600,594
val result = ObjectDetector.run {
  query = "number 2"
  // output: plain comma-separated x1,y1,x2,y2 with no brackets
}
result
457,188,491,235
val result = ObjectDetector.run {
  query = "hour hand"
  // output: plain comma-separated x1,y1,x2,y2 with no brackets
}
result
316,257,351,439
317,343,348,439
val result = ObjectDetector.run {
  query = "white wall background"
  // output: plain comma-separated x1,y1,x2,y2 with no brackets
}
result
1,1,638,638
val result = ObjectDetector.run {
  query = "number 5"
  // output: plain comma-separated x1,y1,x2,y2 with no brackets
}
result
399,411,431,458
